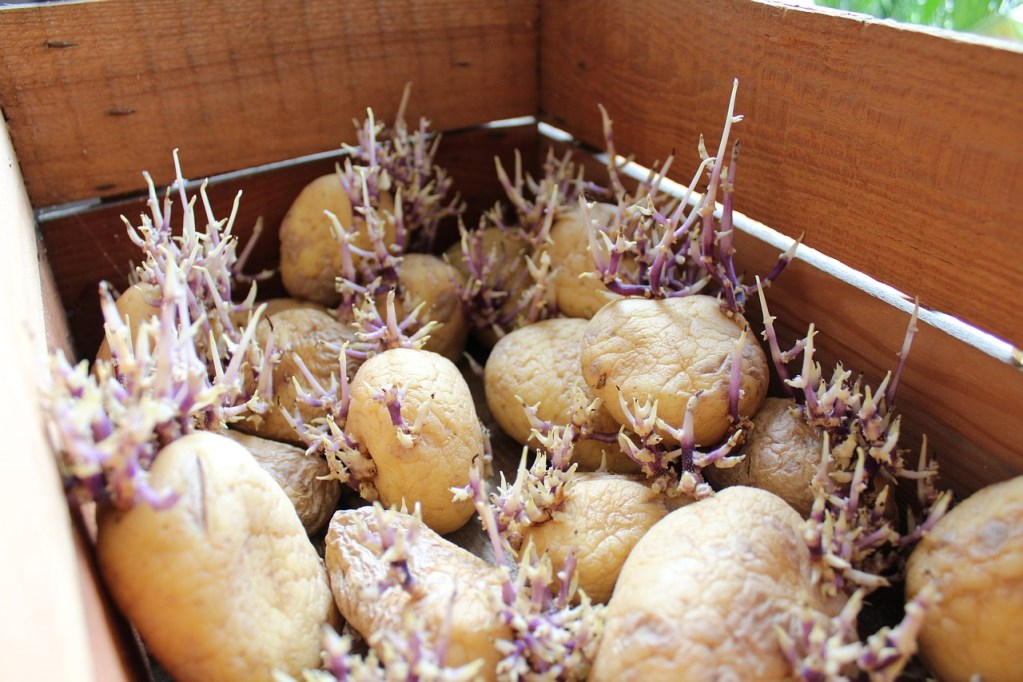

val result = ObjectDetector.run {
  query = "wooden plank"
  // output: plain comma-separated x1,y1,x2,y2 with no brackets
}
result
0,0,538,207
41,123,539,361
0,108,100,682
540,0,1023,348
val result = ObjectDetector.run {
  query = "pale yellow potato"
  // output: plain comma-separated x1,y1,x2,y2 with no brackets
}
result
905,475,1023,682
590,486,839,681
445,225,533,348
258,297,322,318
224,429,340,535
279,173,395,306
704,397,822,516
394,253,468,362
96,432,336,682
485,317,637,473
325,507,509,679
544,203,620,319
95,283,160,364
581,294,769,446
235,304,356,444
348,348,483,534
521,472,681,603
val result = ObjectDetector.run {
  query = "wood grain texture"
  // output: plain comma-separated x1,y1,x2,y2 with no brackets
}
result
540,0,1023,348
0,112,99,681
41,124,539,360
0,0,538,207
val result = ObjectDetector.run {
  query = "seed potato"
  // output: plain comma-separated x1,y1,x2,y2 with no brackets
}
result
278,173,395,306
348,347,483,534
394,253,469,361
235,304,356,444
325,507,509,678
445,225,532,347
704,397,822,516
520,472,681,603
96,432,336,682
905,475,1023,682
590,486,839,681
224,429,340,535
582,294,769,446
485,317,638,473
544,203,619,319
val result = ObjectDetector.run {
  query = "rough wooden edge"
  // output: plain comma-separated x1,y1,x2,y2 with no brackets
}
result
0,109,100,682
0,0,539,207
539,0,1023,347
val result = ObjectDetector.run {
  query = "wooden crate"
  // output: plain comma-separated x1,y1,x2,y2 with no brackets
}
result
1,1,1021,679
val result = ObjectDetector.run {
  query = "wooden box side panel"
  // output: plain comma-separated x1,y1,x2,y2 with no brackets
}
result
0,0,539,208
0,112,142,682
540,0,1023,348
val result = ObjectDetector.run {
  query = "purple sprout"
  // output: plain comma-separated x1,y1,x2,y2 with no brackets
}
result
452,217,558,342
758,289,951,597
124,151,270,380
453,143,606,342
452,464,605,681
44,258,264,511
586,80,798,312
778,583,938,682
339,84,464,255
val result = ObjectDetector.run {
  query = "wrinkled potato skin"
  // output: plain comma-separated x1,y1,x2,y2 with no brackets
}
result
582,295,769,446
590,486,837,682
396,253,468,362
224,430,341,535
485,318,637,473
95,283,160,364
96,432,336,682
279,174,395,306
235,305,356,444
545,203,619,319
521,473,680,603
906,475,1023,682
348,348,482,534
704,397,822,516
326,508,509,679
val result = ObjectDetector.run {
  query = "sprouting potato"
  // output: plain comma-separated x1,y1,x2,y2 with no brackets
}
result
704,397,822,516
544,202,619,319
905,475,1023,682
485,317,638,473
581,294,769,446
325,506,509,677
590,486,841,681
348,347,484,534
94,283,159,363
445,225,533,347
258,297,322,318
223,429,340,535
520,472,682,603
393,253,468,361
278,173,395,306
235,304,356,445
95,432,336,682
